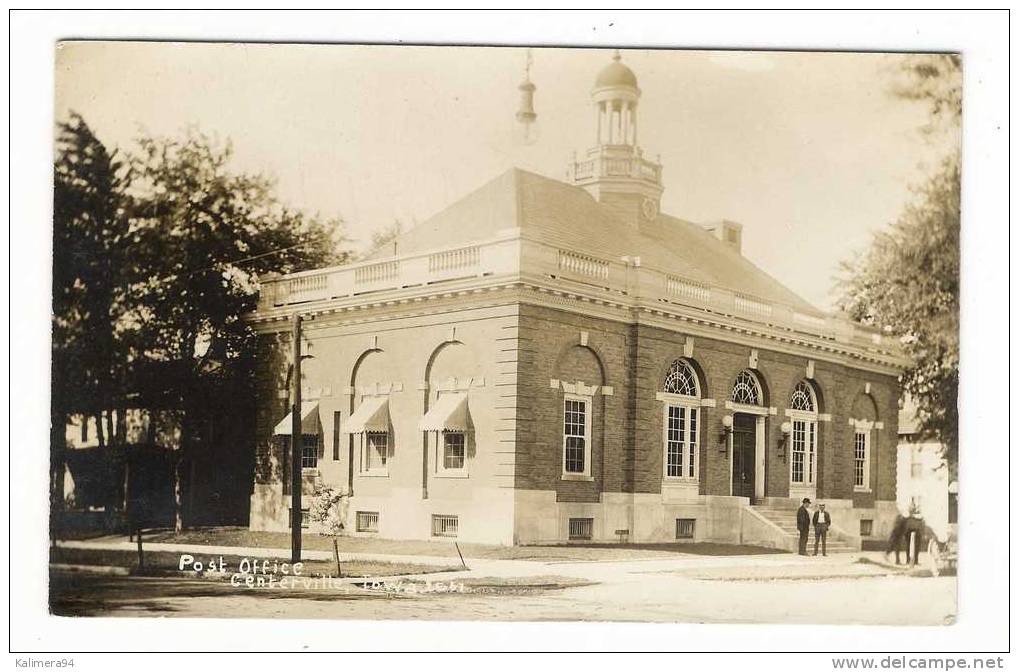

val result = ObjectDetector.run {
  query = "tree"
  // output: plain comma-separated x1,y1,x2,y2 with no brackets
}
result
838,54,961,470
889,54,962,136
368,219,403,257
838,156,959,465
127,128,349,532
53,114,353,534
308,485,350,576
52,113,134,520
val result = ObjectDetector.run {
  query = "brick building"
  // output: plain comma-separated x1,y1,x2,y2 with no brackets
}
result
247,53,907,548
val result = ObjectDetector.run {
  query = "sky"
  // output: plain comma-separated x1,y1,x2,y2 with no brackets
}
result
54,42,950,310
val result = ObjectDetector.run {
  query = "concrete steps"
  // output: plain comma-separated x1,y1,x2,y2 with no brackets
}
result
751,506,857,553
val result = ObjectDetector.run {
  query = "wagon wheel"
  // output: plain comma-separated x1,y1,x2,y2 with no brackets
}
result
927,538,941,577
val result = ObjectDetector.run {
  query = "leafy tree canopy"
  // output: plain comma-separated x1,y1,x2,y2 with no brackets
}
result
125,128,347,402
838,55,961,469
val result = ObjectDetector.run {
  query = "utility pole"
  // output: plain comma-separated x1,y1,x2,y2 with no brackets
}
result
290,312,303,563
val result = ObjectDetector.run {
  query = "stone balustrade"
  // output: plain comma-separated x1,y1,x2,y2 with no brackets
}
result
255,231,894,356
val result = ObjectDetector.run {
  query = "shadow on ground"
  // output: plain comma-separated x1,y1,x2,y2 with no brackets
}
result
49,569,404,617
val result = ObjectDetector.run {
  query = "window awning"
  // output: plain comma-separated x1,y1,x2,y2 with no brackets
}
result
274,402,321,436
344,396,390,434
418,392,470,432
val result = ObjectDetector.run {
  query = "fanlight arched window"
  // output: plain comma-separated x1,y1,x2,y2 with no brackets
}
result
663,359,700,397
788,380,819,488
790,380,816,412
731,370,763,406
661,359,701,482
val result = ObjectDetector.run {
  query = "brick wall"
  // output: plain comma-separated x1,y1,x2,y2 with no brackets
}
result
513,304,631,503
514,303,900,504
253,331,289,486
251,300,900,515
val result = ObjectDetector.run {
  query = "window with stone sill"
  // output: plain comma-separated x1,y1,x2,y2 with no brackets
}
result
443,432,466,470
662,359,701,482
562,394,592,478
301,435,320,470
363,432,388,473
789,380,819,487
854,430,871,491
664,404,698,480
435,431,469,477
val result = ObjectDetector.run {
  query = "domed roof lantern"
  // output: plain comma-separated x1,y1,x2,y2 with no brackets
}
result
594,50,639,91
570,49,663,230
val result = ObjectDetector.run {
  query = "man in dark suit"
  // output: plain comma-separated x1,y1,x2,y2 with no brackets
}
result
813,503,831,556
796,498,811,555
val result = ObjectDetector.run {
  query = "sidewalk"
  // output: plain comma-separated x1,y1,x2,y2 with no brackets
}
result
55,537,910,583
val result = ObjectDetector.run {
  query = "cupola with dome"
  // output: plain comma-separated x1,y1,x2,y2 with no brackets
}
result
570,50,664,229
594,52,639,90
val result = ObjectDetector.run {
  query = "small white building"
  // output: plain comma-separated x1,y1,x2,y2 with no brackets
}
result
896,404,953,542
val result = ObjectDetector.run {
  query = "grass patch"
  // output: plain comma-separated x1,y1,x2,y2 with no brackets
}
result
86,527,787,562
50,546,462,578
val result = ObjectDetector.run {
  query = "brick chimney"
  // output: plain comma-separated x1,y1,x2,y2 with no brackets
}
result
705,220,743,255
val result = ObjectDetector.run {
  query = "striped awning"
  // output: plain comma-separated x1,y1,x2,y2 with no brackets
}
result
273,402,321,436
344,396,390,434
418,392,469,432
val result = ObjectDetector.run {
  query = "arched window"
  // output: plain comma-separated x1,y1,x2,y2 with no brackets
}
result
790,380,816,412
851,392,878,492
661,359,701,482
663,359,700,397
731,370,763,406
788,380,819,488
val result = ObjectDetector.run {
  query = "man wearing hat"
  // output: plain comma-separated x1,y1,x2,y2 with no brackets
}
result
796,498,811,555
813,502,832,556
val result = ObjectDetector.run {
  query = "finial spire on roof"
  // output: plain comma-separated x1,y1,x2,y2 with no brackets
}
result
612,49,622,62
515,48,539,145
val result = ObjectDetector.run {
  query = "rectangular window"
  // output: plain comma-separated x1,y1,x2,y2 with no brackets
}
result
356,511,379,533
791,419,817,485
568,517,593,540
443,432,465,470
675,518,696,539
332,411,341,461
301,435,319,469
290,508,310,528
431,514,458,537
854,431,870,490
666,405,698,480
364,432,388,471
563,396,590,475
808,422,815,483
910,451,923,479
791,420,805,484
860,519,873,537
80,416,89,443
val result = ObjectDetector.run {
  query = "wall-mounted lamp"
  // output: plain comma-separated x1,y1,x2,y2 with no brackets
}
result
719,414,734,453
778,421,792,462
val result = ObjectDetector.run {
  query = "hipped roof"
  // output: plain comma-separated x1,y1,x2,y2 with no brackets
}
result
371,168,821,316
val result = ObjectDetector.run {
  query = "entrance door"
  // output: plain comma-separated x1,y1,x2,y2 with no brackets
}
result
731,413,757,503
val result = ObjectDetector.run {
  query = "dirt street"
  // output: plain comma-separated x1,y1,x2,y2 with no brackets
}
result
51,555,956,626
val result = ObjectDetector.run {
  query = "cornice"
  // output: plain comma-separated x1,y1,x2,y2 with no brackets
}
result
246,275,908,375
